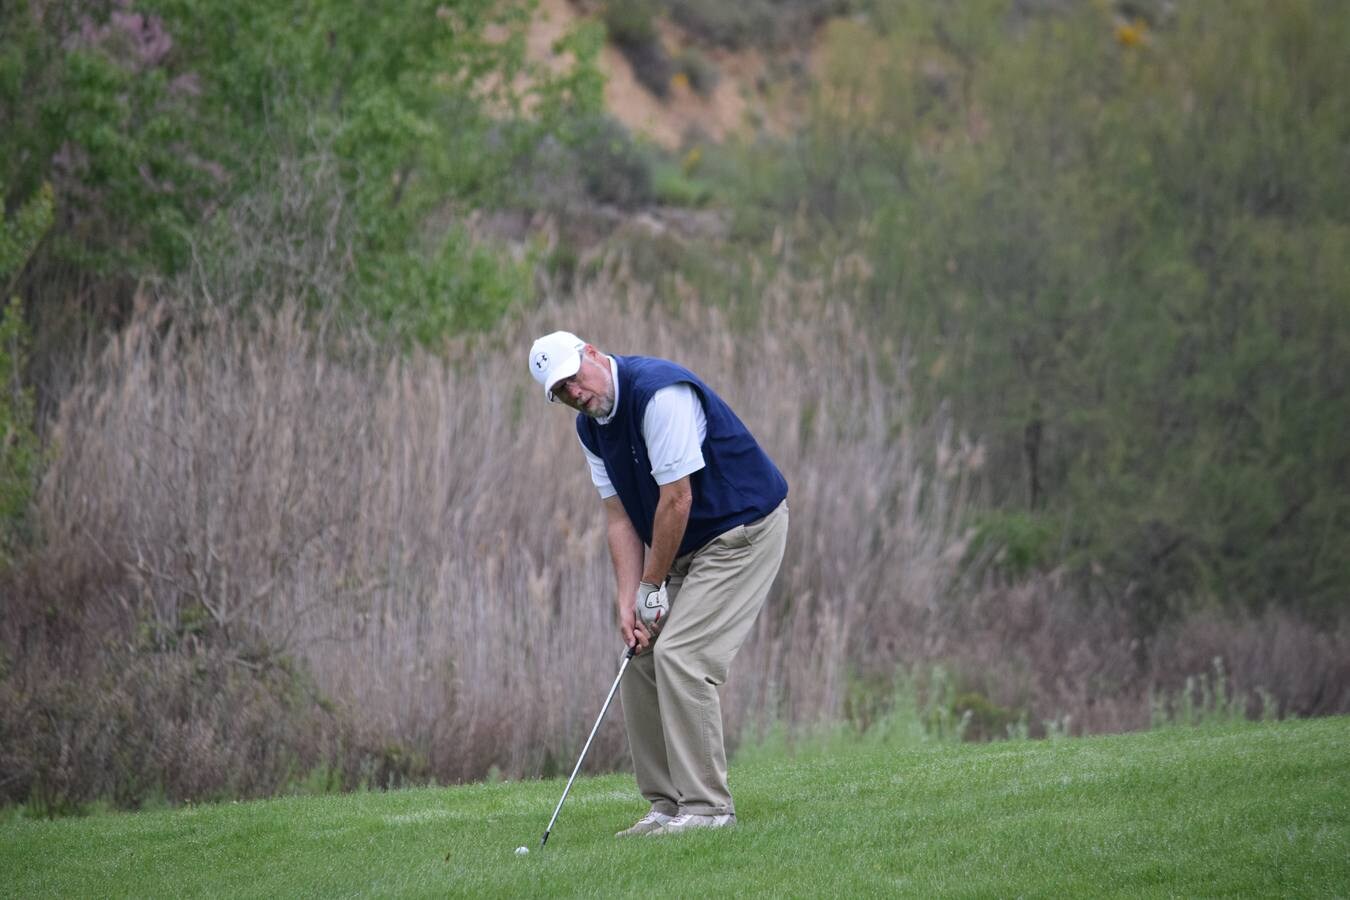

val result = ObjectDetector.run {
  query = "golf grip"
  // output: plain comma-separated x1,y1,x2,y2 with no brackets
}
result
540,645,637,848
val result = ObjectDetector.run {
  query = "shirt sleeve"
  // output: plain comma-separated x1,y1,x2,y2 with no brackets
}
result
579,436,618,499
643,383,707,485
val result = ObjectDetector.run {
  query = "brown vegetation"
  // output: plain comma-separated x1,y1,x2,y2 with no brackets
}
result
2,260,1346,812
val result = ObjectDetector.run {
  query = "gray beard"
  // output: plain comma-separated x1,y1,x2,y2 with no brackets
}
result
582,396,615,420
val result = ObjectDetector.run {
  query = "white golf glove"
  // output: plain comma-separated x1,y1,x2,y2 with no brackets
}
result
635,581,669,631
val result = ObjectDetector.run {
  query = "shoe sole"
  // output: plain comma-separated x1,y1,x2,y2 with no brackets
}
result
646,821,737,836
615,826,665,837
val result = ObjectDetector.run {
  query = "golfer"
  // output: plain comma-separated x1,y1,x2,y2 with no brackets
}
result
529,331,789,836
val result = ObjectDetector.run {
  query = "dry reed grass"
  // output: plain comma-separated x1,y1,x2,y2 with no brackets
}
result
7,261,976,796
3,259,1346,809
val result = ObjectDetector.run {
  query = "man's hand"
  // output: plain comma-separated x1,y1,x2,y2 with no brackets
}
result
635,581,668,632
619,602,653,653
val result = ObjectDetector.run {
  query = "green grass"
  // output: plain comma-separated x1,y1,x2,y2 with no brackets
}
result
3,718,1347,897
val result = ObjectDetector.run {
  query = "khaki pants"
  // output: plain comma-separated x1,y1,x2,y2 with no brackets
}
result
620,501,789,816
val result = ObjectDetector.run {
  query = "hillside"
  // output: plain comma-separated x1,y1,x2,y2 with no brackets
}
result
525,0,811,150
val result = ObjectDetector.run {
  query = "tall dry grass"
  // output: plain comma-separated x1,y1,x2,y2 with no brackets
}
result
3,258,1346,810
4,261,978,799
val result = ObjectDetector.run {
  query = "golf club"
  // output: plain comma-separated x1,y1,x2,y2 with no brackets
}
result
539,645,637,849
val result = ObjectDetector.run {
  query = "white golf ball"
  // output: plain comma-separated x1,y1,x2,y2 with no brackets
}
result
515,846,529,855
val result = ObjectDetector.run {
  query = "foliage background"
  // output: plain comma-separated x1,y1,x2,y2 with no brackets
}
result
1,0,1347,813
732,0,1350,623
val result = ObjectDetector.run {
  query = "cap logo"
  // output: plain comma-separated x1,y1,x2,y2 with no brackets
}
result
534,352,548,371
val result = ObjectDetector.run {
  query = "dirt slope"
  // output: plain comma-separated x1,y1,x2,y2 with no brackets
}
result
527,0,798,150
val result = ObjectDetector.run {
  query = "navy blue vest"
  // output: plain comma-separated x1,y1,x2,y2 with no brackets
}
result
577,355,788,557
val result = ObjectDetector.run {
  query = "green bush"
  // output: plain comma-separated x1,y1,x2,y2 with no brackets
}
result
603,0,659,45
2,5,209,281
2,0,605,354
0,297,39,569
737,0,1350,626
0,181,50,568
364,228,533,348
652,160,712,207
575,116,656,208
970,510,1057,578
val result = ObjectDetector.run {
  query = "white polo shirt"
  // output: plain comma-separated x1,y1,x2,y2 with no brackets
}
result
578,355,707,499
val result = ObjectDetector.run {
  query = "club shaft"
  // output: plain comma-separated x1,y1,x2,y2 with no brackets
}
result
541,647,636,846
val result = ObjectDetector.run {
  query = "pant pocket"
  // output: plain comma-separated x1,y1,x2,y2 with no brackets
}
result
715,524,751,550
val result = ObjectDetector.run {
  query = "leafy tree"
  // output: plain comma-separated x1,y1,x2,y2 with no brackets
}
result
1,0,604,349
748,0,1350,625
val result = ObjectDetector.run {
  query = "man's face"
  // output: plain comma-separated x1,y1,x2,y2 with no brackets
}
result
552,347,615,418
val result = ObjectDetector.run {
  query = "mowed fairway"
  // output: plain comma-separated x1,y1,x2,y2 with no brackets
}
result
3,718,1347,898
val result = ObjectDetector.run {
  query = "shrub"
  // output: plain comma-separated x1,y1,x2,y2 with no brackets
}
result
622,38,675,98
0,634,364,814
678,48,720,96
652,160,713,207
604,0,673,97
2,0,605,375
0,298,38,568
603,0,659,45
737,0,1350,626
670,0,849,49
670,0,768,47
575,117,656,208
0,181,50,568
363,227,534,347
969,510,1058,577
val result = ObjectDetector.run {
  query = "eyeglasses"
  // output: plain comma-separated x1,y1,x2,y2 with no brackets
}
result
551,373,580,403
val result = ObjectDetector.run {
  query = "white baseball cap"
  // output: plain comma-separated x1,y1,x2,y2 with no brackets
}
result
528,330,586,401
